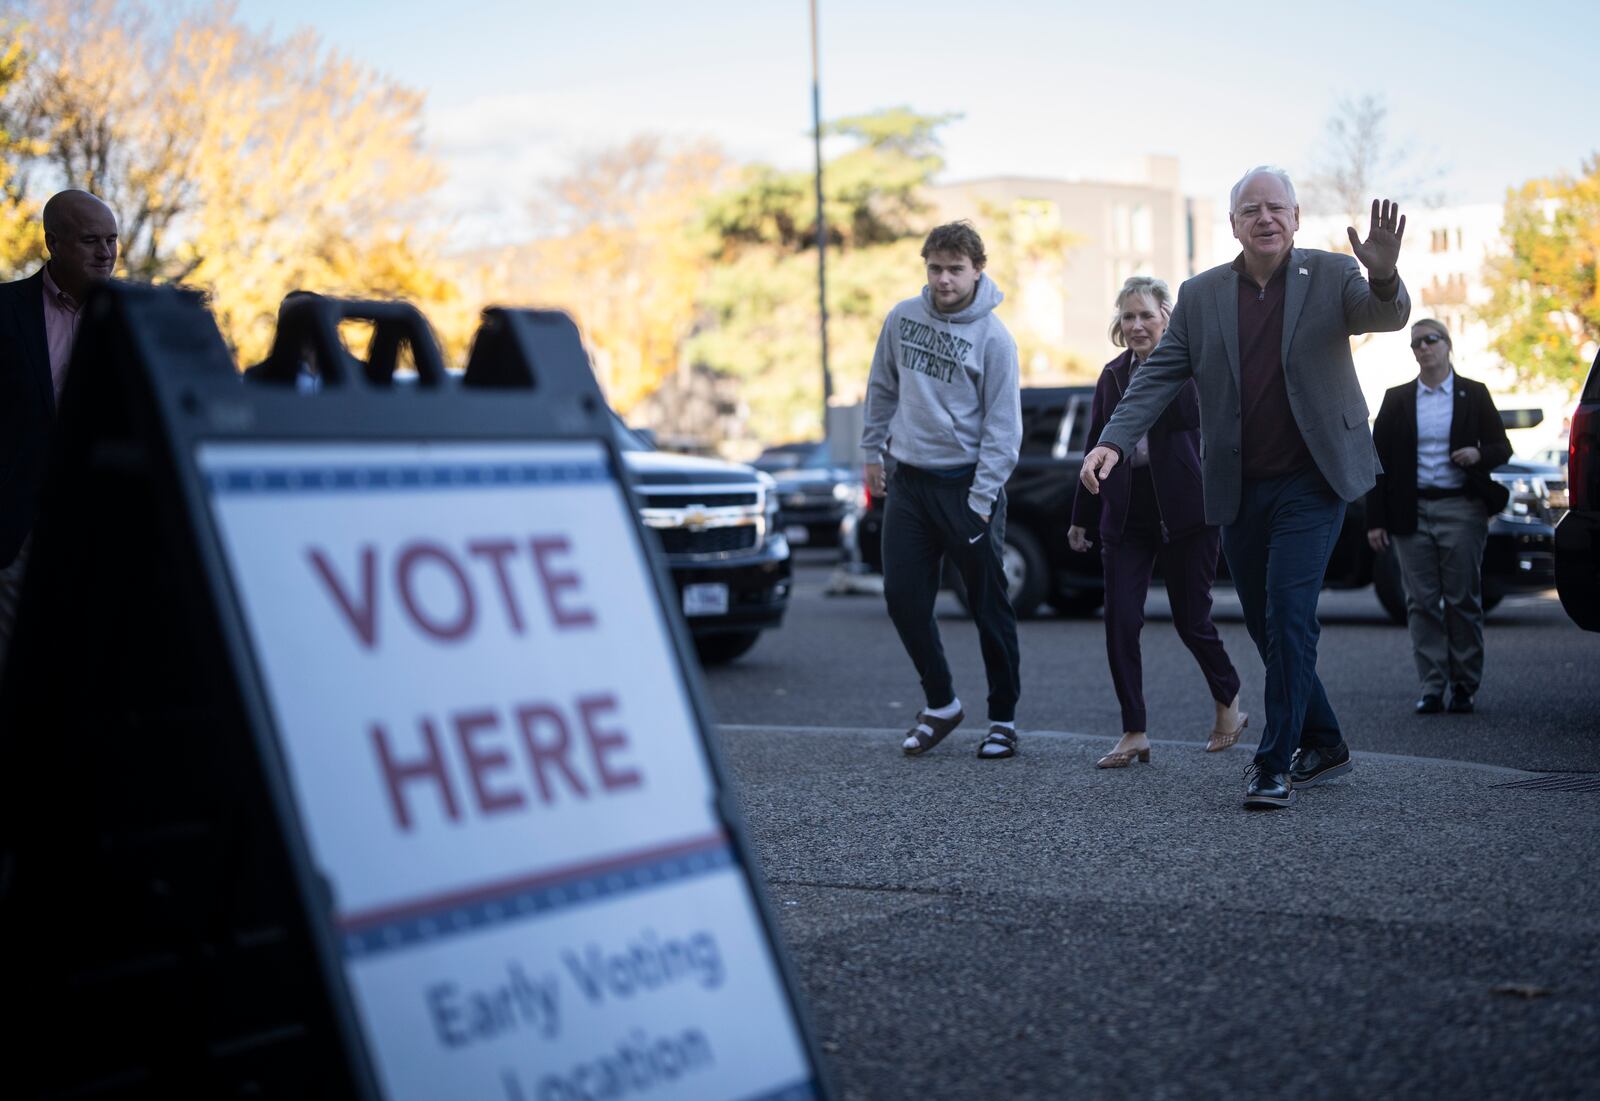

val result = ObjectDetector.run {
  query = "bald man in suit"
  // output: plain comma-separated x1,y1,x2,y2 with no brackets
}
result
0,190,119,668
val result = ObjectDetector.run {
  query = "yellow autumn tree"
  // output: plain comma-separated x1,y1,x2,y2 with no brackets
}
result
1479,156,1600,390
493,136,730,412
0,29,41,276
2,0,466,364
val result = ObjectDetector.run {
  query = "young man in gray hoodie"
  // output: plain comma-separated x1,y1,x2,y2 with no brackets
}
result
861,222,1024,759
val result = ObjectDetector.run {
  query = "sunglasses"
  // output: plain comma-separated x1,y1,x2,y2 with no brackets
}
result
1410,333,1445,349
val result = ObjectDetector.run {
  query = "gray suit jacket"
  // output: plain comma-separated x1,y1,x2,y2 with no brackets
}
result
1098,247,1409,525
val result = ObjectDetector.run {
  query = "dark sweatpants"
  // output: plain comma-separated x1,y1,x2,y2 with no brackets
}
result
1101,523,1240,733
881,463,1020,722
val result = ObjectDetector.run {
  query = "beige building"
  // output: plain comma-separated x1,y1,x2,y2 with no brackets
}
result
926,155,1216,379
923,170,1573,455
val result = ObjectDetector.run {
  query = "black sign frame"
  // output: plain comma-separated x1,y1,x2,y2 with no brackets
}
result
0,284,831,1099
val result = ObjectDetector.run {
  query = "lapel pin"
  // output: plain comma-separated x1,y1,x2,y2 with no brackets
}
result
1298,267,1309,276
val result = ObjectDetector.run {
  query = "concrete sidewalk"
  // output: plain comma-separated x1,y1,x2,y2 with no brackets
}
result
715,724,1600,1100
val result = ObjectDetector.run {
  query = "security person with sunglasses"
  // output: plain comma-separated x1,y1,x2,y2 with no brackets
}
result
1367,318,1511,715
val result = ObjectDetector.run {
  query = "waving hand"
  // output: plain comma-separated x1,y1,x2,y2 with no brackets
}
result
1346,199,1406,281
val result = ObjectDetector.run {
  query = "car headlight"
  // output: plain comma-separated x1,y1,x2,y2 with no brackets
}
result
758,472,780,540
1492,474,1546,521
834,481,861,503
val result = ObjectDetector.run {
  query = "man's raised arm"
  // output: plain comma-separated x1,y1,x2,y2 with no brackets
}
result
1343,197,1411,334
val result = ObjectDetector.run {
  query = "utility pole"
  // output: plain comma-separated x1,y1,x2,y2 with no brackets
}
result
809,0,832,439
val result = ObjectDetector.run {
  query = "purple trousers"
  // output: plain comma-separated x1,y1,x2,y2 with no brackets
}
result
1101,526,1240,733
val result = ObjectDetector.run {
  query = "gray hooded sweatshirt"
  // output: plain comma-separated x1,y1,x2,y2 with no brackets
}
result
859,274,1022,516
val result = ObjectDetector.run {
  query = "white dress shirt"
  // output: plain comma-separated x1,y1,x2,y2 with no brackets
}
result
1415,370,1464,489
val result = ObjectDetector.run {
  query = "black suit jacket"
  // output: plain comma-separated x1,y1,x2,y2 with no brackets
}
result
1367,371,1512,535
0,269,56,568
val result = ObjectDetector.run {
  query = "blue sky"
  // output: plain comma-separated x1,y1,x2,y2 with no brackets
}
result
235,0,1598,243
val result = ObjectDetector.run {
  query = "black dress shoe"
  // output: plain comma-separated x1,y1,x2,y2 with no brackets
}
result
1243,761,1294,809
1415,694,1444,714
1290,742,1353,787
1448,686,1475,714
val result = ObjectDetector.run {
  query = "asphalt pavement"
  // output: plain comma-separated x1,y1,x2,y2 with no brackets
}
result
709,554,1600,773
702,557,1600,1099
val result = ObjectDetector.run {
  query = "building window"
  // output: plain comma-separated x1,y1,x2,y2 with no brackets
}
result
1131,203,1152,253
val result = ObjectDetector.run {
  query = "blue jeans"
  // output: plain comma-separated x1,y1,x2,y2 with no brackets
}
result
1220,466,1346,773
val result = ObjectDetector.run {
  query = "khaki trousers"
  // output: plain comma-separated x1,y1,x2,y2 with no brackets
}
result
1392,495,1490,695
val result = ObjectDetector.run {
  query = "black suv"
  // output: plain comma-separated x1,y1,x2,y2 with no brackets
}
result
1555,349,1600,631
853,386,1559,622
851,387,1103,616
614,421,792,663
753,441,860,548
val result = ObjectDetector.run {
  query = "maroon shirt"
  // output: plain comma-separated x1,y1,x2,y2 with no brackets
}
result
1233,254,1313,480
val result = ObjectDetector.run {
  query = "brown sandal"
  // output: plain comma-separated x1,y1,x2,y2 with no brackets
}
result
1205,712,1249,753
902,708,964,755
976,725,1018,759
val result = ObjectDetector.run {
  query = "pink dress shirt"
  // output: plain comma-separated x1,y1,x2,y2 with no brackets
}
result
40,265,82,403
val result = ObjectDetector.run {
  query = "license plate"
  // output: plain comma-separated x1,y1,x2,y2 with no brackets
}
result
683,582,730,617
785,524,810,545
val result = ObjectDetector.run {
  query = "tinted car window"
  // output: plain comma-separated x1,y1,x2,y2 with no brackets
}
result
1021,407,1060,455
1065,396,1093,453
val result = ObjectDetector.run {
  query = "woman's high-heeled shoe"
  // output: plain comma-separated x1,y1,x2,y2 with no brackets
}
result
1096,744,1151,768
1205,712,1248,753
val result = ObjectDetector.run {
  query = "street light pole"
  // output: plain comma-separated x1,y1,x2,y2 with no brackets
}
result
810,0,832,439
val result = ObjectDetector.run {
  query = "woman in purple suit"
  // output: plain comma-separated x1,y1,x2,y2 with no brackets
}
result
1068,276,1246,768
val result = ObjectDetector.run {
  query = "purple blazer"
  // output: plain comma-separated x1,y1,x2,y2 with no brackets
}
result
1070,349,1209,545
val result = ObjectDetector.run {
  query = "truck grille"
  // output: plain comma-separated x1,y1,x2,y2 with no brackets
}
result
654,527,760,555
635,482,768,560
648,492,759,509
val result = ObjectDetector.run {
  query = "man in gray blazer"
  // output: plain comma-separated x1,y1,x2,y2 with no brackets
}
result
1080,165,1408,809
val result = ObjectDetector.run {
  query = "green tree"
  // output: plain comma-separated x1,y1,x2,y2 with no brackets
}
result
701,107,953,255
691,107,957,443
1478,156,1600,390
976,195,1086,382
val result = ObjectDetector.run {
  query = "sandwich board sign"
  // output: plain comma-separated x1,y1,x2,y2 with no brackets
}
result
0,288,827,1099
203,436,816,1101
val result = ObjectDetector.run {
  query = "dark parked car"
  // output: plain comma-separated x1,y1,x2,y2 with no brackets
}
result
1555,349,1600,631
752,441,820,472
753,441,860,548
617,422,792,663
851,387,1559,623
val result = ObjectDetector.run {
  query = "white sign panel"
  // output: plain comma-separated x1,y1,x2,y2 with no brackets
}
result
200,440,815,1101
